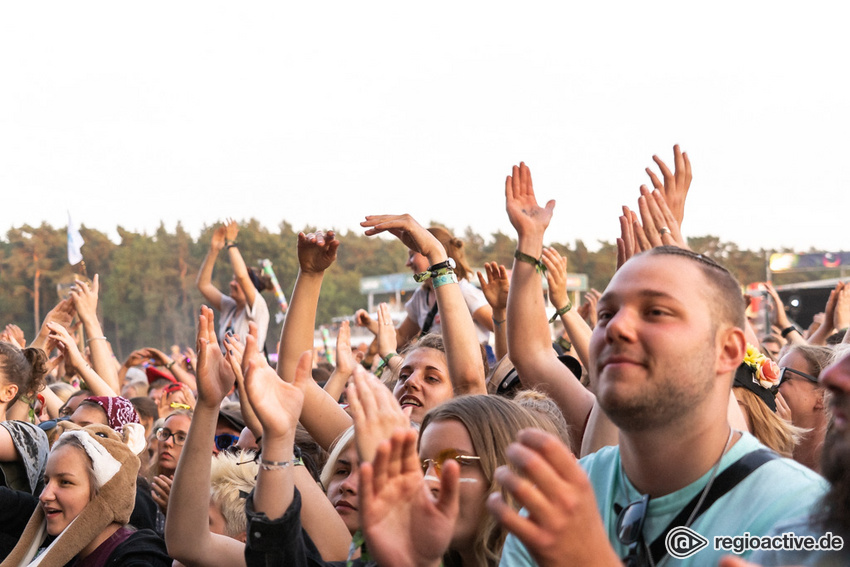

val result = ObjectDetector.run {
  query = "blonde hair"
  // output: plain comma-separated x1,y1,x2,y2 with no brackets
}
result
733,387,806,457
209,449,258,539
421,395,541,566
320,426,355,490
512,389,571,447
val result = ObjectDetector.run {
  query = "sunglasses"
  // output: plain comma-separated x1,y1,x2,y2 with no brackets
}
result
617,494,650,567
420,448,481,479
156,428,187,446
779,367,819,385
215,433,240,451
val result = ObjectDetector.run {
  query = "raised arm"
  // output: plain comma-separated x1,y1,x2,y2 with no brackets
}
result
166,306,245,567
763,283,806,347
807,282,843,345
222,219,258,308
277,230,353,451
362,214,486,395
248,349,351,561
541,248,592,370
504,163,593,453
69,274,120,394
29,298,75,354
196,225,226,311
477,262,509,361
144,347,198,393
47,322,117,397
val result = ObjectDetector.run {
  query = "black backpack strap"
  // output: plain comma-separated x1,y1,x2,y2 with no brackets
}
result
647,448,779,564
420,301,439,336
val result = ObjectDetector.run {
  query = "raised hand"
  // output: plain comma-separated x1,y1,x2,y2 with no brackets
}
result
223,218,239,242
576,289,601,328
375,303,398,359
636,186,686,249
32,298,76,353
477,262,510,312
645,144,692,227
505,162,555,242
347,365,410,463
46,322,88,374
123,349,152,369
297,230,340,274
151,474,173,514
245,346,308,441
541,248,569,311
334,321,357,379
69,275,99,324
210,225,227,252
487,429,618,567
2,324,26,347
360,429,459,567
195,305,236,408
834,282,850,332
361,215,446,264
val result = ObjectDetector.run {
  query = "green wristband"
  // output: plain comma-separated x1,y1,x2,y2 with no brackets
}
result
514,250,546,273
548,303,572,323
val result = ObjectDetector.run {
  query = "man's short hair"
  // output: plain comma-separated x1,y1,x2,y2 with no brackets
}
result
645,246,746,330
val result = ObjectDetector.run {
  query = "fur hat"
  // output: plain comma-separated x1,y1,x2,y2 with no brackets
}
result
1,423,140,567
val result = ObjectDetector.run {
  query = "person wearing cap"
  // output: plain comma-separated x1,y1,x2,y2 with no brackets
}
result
196,219,271,350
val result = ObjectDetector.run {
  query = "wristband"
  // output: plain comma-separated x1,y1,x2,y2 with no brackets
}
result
225,239,238,249
548,303,572,324
86,336,107,345
432,272,458,288
165,360,176,371
414,258,457,282
492,317,506,326
780,326,798,338
374,352,398,378
514,250,546,273
259,456,304,471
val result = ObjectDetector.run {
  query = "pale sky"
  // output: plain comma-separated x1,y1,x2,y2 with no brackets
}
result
2,1,848,254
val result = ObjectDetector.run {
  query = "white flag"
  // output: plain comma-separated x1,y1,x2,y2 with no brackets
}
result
67,211,84,265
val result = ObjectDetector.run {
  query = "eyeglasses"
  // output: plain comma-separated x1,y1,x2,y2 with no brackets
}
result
779,366,819,385
617,494,650,567
215,433,240,451
156,428,187,446
421,449,481,478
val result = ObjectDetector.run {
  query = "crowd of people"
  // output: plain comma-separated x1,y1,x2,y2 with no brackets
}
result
1,146,849,566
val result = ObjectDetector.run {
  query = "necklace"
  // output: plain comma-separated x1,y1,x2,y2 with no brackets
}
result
619,428,736,567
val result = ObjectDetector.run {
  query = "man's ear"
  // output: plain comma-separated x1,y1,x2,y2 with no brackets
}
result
0,382,18,404
717,326,747,376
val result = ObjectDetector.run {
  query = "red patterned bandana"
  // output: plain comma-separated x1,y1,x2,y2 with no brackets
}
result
83,396,140,433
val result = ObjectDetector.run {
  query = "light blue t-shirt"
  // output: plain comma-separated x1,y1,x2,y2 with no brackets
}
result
749,515,849,566
500,433,828,566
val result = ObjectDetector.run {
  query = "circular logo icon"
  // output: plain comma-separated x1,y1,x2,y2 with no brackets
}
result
665,526,709,559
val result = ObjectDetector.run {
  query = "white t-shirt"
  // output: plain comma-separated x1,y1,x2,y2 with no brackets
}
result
219,292,270,350
404,279,490,343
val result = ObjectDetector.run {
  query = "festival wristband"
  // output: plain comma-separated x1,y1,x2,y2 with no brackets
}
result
514,250,546,273
432,272,458,289
548,303,572,324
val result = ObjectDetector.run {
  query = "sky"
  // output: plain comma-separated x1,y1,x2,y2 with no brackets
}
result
2,1,848,254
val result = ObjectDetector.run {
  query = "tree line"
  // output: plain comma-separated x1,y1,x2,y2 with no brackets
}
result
0,220,821,357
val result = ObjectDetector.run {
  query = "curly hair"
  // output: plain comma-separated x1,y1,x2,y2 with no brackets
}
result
0,342,48,404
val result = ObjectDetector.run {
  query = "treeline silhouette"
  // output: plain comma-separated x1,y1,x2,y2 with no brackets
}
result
0,219,807,356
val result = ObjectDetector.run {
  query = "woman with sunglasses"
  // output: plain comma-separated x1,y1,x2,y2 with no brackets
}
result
778,344,835,472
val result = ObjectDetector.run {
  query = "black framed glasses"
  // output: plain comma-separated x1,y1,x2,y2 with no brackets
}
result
156,428,187,446
779,366,819,385
617,494,650,567
215,433,240,451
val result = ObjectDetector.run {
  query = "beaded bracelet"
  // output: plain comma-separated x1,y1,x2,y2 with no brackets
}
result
514,250,546,273
86,336,107,345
